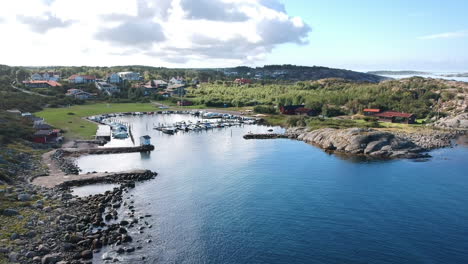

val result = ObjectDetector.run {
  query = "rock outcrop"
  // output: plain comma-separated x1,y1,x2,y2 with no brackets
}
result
287,127,428,159
434,113,468,129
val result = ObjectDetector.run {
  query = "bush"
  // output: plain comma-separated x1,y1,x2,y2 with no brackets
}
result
363,116,378,122
253,105,276,114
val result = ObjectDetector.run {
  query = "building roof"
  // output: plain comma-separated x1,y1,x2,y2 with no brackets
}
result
295,107,314,113
234,78,252,83
69,74,96,80
34,130,52,136
363,108,381,113
34,123,53,130
375,111,414,118
23,80,62,87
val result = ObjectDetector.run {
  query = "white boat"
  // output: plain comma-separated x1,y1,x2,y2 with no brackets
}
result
162,127,176,135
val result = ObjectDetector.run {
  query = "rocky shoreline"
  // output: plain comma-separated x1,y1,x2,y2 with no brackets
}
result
1,170,157,264
285,127,466,159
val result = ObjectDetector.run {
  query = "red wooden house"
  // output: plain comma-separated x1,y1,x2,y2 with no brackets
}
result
374,111,415,124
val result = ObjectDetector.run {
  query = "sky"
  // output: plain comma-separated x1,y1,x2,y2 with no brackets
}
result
0,0,467,71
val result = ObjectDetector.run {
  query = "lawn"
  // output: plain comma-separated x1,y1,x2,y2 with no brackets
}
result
35,103,157,139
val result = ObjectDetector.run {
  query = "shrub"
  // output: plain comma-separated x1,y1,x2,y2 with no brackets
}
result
253,105,276,114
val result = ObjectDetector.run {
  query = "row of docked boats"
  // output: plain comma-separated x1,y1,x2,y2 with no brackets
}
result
153,118,256,135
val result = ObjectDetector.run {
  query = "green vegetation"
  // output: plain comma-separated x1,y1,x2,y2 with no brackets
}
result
188,77,452,119
36,103,157,139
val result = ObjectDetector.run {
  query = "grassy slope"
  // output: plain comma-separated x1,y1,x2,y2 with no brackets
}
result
36,103,157,139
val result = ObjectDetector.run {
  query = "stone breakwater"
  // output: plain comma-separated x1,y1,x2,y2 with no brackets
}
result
395,130,465,150
52,149,80,175
1,170,157,264
62,145,155,156
286,127,428,159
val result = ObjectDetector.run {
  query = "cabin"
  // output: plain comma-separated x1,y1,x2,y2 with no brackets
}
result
280,105,316,116
23,80,62,88
177,100,193,106
363,108,381,116
295,107,317,116
140,135,151,146
234,78,252,85
33,129,61,144
374,111,416,124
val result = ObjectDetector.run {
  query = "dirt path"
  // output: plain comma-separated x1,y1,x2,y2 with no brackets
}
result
10,82,52,97
34,148,146,188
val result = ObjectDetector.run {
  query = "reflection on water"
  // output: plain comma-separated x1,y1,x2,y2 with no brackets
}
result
76,114,468,264
71,183,119,197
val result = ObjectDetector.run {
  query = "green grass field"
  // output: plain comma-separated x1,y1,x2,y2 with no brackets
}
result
36,103,158,139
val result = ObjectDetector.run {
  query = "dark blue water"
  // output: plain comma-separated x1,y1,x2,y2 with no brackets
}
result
77,115,468,264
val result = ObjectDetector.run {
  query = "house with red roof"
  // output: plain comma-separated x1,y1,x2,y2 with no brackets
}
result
363,108,381,116
374,111,416,124
69,74,96,84
234,78,252,85
23,80,62,88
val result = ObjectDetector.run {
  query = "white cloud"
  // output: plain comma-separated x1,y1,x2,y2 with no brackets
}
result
418,30,468,40
17,12,76,33
0,0,311,67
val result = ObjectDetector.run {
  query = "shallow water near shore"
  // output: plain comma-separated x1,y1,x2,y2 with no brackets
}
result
76,114,468,264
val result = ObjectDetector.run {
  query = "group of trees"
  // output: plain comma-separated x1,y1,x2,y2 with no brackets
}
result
188,77,456,118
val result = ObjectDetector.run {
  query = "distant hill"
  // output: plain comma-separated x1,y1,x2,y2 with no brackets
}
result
224,65,388,83
367,70,430,75
440,73,468,77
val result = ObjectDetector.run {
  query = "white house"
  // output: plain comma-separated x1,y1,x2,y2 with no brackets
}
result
66,89,94,100
118,72,141,81
69,75,96,84
169,77,185,85
107,73,122,84
95,81,120,95
31,72,60,81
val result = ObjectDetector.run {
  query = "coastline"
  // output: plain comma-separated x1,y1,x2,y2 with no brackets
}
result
2,110,467,263
285,127,466,159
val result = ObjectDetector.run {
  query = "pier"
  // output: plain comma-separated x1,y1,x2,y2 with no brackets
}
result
243,133,295,139
62,144,155,155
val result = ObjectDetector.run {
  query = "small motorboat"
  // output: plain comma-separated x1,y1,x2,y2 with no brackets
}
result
162,127,176,135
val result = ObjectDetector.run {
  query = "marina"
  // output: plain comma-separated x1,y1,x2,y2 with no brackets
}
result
88,110,261,138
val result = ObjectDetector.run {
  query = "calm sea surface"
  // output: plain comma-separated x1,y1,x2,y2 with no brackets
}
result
76,115,468,264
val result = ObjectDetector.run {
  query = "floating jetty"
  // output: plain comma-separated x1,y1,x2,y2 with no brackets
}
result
243,133,294,139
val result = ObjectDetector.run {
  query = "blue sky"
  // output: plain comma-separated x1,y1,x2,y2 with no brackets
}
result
0,0,467,71
265,0,468,71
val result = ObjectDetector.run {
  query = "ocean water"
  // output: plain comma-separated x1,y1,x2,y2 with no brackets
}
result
76,115,468,264
377,73,468,82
